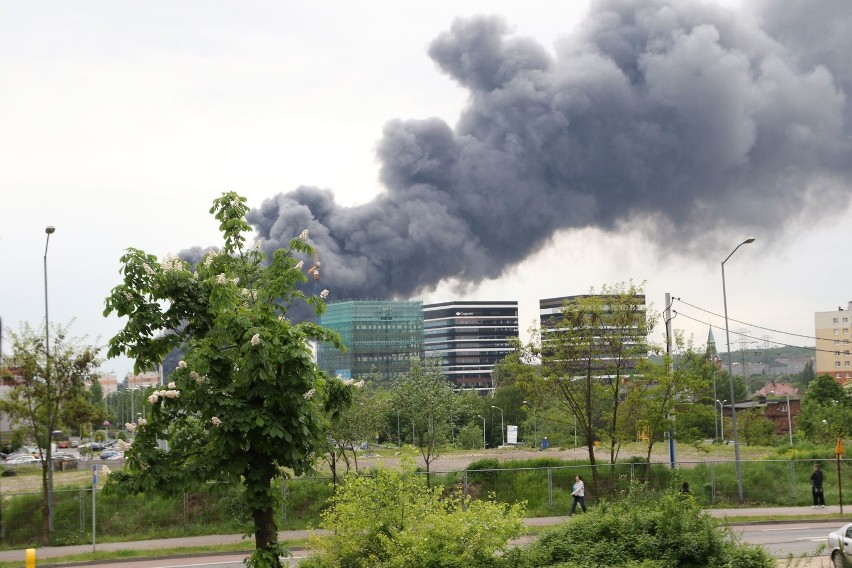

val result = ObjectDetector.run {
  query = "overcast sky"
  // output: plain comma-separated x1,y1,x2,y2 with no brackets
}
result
2,0,850,378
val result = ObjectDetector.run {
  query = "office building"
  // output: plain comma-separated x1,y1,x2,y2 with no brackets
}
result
423,301,519,390
814,301,852,383
539,293,648,380
317,300,424,383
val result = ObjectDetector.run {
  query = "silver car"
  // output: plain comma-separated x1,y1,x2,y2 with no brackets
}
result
829,523,852,568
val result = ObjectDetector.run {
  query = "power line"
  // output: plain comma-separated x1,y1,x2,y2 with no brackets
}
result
672,309,832,353
673,297,834,342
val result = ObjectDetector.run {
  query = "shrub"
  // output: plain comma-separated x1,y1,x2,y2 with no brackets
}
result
500,482,774,568
302,451,525,568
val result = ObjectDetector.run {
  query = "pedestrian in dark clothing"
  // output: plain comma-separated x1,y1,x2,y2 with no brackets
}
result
569,475,587,515
811,463,826,508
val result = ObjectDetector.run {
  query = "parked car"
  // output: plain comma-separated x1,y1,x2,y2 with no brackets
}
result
829,523,852,568
99,450,124,460
5,455,40,465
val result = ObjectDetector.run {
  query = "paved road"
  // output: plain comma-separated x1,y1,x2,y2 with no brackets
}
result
2,507,845,566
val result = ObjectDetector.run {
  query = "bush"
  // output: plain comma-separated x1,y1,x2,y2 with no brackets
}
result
500,482,774,568
302,450,525,568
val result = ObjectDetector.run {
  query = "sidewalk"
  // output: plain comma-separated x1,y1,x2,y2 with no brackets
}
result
0,506,844,564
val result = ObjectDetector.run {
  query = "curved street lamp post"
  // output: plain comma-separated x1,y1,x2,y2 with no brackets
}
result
722,237,754,502
44,225,56,532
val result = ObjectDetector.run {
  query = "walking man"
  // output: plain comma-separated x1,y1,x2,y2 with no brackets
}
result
811,463,826,508
569,474,587,515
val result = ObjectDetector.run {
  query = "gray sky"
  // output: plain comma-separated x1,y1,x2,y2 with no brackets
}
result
2,0,850,378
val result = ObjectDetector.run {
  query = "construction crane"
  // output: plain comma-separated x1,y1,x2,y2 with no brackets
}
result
307,251,321,295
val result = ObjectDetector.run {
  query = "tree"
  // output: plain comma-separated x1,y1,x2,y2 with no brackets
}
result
0,322,100,544
102,192,351,567
517,282,653,475
392,357,454,482
622,343,712,465
323,380,383,483
795,374,852,444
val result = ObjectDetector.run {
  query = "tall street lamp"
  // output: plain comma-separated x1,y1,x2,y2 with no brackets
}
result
715,399,727,443
491,405,504,447
44,225,56,532
786,395,794,445
722,237,754,502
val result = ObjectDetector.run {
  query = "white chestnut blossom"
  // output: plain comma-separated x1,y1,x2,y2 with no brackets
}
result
320,289,329,299
168,382,176,389
137,418,148,426
190,371,204,385
211,416,222,427
298,229,309,240
126,422,137,433
295,260,304,270
178,360,187,369
251,334,261,346
148,393,160,404
254,240,262,251
161,253,185,273
216,274,227,284
342,378,355,386
303,388,316,400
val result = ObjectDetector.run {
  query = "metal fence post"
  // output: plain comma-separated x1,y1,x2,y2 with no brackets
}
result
789,460,797,504
463,471,468,499
281,480,287,525
710,461,716,503
547,467,553,506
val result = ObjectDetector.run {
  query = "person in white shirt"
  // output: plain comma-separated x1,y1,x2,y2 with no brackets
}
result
569,474,587,515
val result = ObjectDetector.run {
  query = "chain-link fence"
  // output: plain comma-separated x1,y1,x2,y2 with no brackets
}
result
1,458,848,548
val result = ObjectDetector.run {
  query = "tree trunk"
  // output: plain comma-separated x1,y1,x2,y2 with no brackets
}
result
40,463,50,546
252,507,281,568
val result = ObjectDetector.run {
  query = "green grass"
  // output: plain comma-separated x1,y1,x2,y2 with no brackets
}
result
0,540,310,568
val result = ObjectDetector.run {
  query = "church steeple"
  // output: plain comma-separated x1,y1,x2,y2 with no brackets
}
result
705,327,719,360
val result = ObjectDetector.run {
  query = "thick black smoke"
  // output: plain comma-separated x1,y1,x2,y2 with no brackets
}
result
242,0,851,301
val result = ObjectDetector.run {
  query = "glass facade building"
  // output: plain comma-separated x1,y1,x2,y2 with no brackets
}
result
423,301,519,390
317,300,424,382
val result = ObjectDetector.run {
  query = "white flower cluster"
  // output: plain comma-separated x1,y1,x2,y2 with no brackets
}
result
190,371,205,385
202,249,220,268
178,360,187,369
341,378,365,388
303,388,316,400
251,334,261,346
230,196,241,208
122,291,134,302
148,389,180,404
216,273,227,284
168,382,176,389
211,416,222,427
298,229,309,240
142,263,155,276
254,240,262,251
320,289,329,299
137,417,147,426
295,260,304,270
161,253,185,273
125,422,137,433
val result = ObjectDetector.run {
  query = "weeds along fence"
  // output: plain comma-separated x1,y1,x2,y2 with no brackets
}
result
0,458,849,548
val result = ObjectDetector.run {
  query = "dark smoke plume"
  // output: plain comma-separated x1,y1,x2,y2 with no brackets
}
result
238,0,852,301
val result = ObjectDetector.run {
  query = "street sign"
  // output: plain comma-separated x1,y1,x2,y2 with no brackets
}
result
92,464,98,486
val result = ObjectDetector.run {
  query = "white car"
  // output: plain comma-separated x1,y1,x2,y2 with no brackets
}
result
828,523,852,568
5,455,40,465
